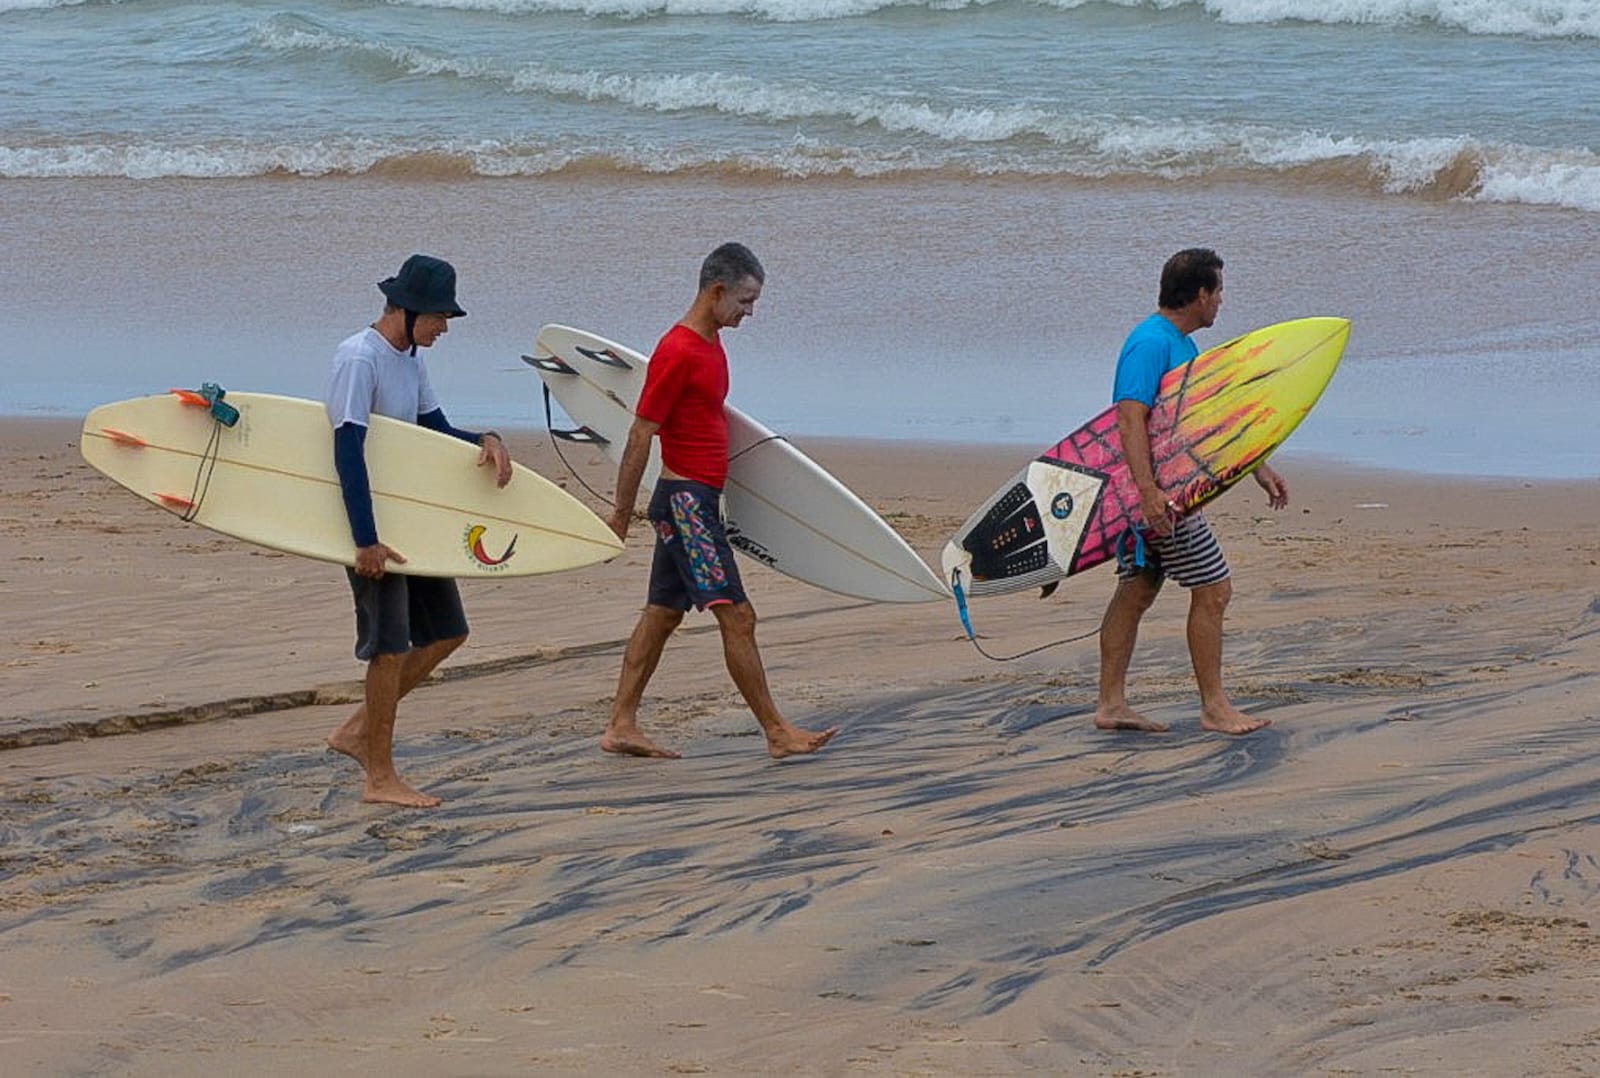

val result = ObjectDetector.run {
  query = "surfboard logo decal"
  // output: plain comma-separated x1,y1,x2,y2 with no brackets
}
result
465,524,517,569
725,520,778,568
1050,492,1074,520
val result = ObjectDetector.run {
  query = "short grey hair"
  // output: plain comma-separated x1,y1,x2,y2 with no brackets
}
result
699,242,765,291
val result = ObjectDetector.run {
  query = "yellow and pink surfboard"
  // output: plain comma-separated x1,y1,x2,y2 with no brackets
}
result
942,317,1350,598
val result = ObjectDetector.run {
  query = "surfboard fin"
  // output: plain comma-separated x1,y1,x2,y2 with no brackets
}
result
100,428,148,448
576,345,632,370
522,353,576,374
552,426,610,446
154,492,197,512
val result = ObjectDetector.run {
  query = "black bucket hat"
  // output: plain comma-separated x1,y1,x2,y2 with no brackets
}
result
378,254,467,317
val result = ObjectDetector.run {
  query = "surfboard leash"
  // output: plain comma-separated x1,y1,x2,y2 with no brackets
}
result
536,382,787,509
949,520,1187,662
540,382,615,507
179,421,224,523
170,383,238,523
948,567,1101,662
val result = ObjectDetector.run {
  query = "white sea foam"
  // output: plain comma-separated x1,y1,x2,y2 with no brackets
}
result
0,0,89,11
388,0,975,22
1131,0,1600,39
384,0,1600,35
0,141,399,179
1472,149,1600,213
255,21,1060,141
5,130,1597,213
17,19,1599,208
8,0,1596,34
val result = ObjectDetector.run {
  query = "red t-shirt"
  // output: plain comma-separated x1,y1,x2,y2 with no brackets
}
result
636,323,730,489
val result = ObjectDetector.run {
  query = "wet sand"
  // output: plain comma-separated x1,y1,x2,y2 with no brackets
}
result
2,418,1599,1075
10,174,1600,477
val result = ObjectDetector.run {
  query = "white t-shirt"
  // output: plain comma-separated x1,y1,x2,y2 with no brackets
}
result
325,326,441,428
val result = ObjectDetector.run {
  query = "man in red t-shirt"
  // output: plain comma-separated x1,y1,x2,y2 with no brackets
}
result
602,243,839,760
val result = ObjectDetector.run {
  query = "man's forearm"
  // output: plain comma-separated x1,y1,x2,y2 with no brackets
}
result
332,422,379,548
1116,401,1160,494
612,426,653,514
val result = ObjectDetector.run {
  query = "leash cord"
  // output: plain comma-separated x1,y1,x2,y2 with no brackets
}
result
950,568,1101,662
538,385,785,506
542,383,615,507
183,421,223,522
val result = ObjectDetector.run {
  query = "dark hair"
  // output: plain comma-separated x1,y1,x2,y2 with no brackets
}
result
1158,248,1224,310
699,242,765,291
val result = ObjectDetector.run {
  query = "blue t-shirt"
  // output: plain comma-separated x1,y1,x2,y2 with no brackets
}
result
1111,313,1197,408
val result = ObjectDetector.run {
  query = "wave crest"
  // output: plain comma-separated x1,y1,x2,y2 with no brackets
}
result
10,0,1599,36
4,135,1598,212
378,0,1600,36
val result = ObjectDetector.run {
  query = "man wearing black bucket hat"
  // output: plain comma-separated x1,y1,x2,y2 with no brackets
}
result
323,254,511,809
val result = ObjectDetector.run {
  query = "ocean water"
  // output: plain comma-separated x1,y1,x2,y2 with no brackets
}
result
4,0,1598,478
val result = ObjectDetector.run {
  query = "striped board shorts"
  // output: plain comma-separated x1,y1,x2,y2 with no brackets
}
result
1116,511,1231,589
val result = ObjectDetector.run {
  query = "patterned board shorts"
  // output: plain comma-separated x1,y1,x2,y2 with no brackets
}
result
646,479,748,611
1115,511,1231,589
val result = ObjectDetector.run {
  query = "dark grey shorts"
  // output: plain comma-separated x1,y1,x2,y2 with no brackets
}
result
1115,511,1231,589
345,569,469,660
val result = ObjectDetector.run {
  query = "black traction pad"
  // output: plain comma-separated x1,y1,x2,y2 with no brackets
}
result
962,481,1049,580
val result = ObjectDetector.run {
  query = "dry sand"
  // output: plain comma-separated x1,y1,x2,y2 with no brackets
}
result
2,417,1598,1075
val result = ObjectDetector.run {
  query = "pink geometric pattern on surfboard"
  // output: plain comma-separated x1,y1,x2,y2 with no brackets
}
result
1042,333,1289,576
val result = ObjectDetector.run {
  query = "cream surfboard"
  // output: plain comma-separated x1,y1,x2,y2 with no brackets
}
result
81,388,622,578
526,324,948,604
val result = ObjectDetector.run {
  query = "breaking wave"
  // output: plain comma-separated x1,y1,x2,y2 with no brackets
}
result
4,135,1598,212
382,0,1600,36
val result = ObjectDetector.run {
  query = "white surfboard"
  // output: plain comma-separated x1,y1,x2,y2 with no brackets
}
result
81,388,622,578
527,325,948,604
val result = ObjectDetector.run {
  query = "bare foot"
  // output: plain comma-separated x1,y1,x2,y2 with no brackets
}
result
766,724,839,759
600,729,683,759
362,774,442,809
1093,704,1170,733
1200,703,1271,736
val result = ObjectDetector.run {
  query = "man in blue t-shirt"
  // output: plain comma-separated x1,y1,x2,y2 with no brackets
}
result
1094,248,1288,737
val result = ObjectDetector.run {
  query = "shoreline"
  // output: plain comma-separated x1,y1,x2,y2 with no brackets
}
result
10,174,1600,482
18,413,1600,484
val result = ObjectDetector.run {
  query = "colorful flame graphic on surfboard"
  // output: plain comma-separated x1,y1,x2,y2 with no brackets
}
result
465,524,517,568
1046,316,1350,576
